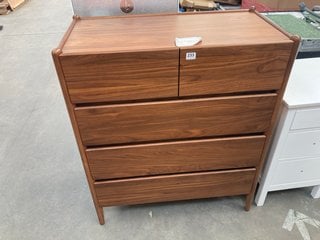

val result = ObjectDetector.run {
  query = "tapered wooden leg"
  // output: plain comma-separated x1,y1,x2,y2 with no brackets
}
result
96,206,105,225
245,193,253,211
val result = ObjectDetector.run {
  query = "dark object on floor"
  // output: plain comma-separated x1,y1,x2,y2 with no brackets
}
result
0,25,3,31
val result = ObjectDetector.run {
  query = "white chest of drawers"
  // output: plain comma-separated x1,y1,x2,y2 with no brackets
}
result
255,57,320,206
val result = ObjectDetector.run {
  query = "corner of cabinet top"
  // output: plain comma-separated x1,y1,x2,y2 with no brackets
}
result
57,10,295,56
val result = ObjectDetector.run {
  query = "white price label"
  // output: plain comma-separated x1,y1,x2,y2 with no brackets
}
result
186,52,196,60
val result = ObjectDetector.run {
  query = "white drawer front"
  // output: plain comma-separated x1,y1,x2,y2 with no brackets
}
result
280,130,320,159
291,108,320,130
271,157,320,185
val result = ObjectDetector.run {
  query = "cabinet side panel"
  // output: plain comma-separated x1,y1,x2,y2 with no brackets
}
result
246,36,300,210
52,49,105,224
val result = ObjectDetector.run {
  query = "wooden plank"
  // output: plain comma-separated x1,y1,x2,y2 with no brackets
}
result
61,50,179,103
61,11,292,55
180,43,292,96
75,94,277,146
95,168,256,206
87,135,266,180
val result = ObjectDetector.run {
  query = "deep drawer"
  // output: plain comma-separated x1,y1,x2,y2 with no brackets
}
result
180,43,292,96
87,136,265,180
60,50,179,103
94,168,256,206
75,94,277,146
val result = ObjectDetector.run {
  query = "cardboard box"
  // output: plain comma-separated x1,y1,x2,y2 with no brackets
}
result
242,0,320,11
277,0,320,10
7,0,25,9
181,0,217,9
215,0,241,6
0,0,9,14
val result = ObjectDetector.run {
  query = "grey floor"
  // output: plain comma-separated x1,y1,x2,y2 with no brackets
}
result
0,1,319,239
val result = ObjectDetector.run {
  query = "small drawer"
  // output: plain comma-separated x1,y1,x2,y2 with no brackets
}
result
94,168,256,207
87,135,265,180
291,108,320,130
179,43,291,97
280,130,320,160
60,50,179,103
75,94,276,146
271,157,320,185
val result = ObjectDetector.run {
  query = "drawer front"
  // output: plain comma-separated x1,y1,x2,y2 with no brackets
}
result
291,108,320,130
280,130,320,160
60,50,179,103
271,157,320,185
76,94,277,146
95,169,256,206
87,135,265,180
180,43,292,96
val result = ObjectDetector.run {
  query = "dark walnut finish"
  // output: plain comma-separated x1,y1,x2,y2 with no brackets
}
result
95,169,256,206
180,44,292,96
87,136,265,180
76,94,276,146
52,10,299,224
61,50,179,103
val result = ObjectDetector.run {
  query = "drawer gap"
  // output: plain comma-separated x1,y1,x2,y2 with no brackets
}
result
94,167,257,183
85,132,265,149
75,90,277,108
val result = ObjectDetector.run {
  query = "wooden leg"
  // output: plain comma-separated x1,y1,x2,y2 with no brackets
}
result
245,193,253,211
96,206,105,225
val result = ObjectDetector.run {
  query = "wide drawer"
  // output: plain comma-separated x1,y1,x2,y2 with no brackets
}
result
87,135,265,180
180,43,292,96
94,168,256,206
60,50,179,103
280,129,320,160
271,157,320,186
291,108,320,130
76,94,277,146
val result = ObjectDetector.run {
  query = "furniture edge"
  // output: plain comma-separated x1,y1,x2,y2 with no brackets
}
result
55,16,79,54
245,32,300,210
51,49,105,225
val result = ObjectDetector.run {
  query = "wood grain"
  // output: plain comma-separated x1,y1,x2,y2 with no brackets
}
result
95,168,256,206
75,94,277,146
61,11,292,55
60,50,179,103
180,43,292,96
52,49,105,224
52,10,299,223
244,36,301,211
87,135,265,180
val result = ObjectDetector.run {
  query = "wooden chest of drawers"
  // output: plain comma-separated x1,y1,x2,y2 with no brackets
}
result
52,9,299,224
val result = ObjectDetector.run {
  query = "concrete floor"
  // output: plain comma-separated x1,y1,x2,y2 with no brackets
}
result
0,1,319,239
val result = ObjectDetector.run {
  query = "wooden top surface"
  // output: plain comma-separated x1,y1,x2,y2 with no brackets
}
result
60,11,293,55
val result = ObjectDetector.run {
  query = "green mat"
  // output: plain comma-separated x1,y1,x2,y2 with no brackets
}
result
266,14,320,38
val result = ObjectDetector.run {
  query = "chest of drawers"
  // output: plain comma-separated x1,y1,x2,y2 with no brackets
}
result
52,10,299,224
255,58,320,206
